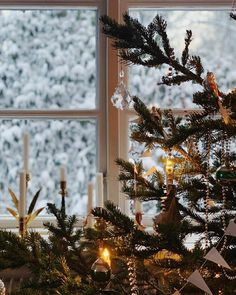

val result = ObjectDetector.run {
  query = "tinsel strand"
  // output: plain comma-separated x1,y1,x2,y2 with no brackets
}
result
220,131,228,253
127,256,139,295
204,131,211,249
223,268,236,280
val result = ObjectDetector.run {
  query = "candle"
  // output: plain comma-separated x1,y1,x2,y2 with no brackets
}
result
87,182,94,227
19,171,26,217
60,165,66,182
96,173,104,207
23,133,29,172
134,199,142,213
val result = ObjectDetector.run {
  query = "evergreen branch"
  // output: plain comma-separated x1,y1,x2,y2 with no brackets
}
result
92,201,134,233
100,13,204,85
188,55,204,77
230,12,236,20
182,30,192,66
159,74,193,85
152,15,174,58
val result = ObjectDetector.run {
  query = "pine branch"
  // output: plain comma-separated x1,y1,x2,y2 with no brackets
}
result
100,13,204,85
92,201,134,233
182,30,192,66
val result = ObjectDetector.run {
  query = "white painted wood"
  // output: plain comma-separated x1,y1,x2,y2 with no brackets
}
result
106,0,121,206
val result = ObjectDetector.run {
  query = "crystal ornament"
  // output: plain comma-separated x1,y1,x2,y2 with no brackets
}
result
0,280,5,295
111,71,132,110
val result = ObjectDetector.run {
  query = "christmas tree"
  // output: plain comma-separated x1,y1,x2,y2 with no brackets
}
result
90,11,236,294
1,11,236,295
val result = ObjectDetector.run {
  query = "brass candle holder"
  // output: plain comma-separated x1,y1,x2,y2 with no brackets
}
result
59,181,67,212
19,216,27,237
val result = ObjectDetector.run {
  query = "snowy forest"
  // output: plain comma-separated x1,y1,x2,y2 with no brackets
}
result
0,9,235,215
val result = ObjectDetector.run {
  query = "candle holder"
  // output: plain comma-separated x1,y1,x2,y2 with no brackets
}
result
84,212,94,229
19,216,27,237
26,172,31,187
59,181,67,212
7,187,44,237
135,211,145,231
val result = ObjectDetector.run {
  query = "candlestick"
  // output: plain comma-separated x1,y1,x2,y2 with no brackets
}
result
23,133,29,173
134,199,145,230
87,182,94,228
19,171,27,237
60,165,66,182
134,199,142,213
59,180,67,213
19,171,26,217
96,173,104,207
19,216,27,237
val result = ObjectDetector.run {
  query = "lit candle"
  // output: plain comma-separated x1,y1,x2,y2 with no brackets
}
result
87,182,94,227
23,133,29,173
134,199,142,213
19,171,26,217
96,173,104,207
60,165,66,182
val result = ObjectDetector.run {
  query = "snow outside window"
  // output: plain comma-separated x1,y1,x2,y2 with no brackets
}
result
127,9,236,215
0,9,98,217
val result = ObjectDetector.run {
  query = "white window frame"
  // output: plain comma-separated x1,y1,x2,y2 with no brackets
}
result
0,0,108,229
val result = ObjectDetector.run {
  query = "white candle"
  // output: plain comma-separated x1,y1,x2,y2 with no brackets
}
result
87,182,94,227
60,165,66,182
87,182,93,212
23,133,29,172
96,173,104,207
134,199,142,213
19,171,26,217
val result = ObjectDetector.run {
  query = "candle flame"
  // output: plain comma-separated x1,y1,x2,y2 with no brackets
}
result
101,248,111,266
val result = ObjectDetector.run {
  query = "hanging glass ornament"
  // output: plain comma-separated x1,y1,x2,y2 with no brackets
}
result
111,70,132,110
0,280,5,295
91,257,111,289
216,165,236,183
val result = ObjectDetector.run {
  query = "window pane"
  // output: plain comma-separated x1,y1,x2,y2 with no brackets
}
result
129,10,236,108
0,119,96,215
0,10,96,109
128,121,161,215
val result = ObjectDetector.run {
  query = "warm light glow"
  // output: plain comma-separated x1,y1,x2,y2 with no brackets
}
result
165,158,174,173
101,248,111,266
166,159,173,167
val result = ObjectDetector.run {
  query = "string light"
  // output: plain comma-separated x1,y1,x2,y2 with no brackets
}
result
165,152,174,195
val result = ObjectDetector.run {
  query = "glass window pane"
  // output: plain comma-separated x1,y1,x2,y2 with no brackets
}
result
0,10,96,109
0,119,96,215
128,121,161,215
129,10,236,108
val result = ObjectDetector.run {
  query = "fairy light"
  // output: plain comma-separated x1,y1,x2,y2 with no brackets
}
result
165,153,174,195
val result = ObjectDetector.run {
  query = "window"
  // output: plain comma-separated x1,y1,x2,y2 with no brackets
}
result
0,1,107,223
0,0,234,226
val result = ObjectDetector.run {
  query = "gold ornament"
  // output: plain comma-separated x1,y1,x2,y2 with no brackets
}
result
7,188,44,237
154,249,182,262
203,72,231,125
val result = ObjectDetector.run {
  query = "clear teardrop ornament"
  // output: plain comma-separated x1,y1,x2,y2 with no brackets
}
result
111,70,132,110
